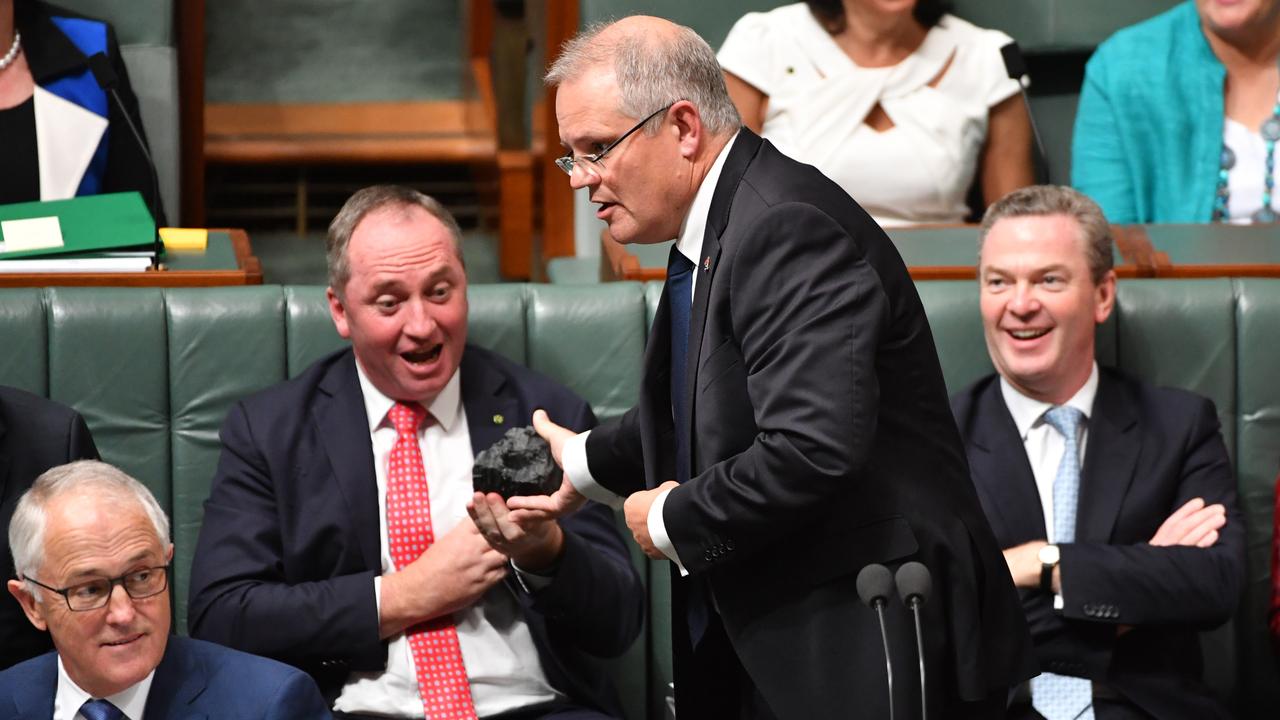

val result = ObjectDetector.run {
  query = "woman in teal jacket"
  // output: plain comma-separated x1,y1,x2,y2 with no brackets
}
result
1073,0,1280,224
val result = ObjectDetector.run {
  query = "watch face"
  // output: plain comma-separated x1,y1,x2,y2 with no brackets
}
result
1038,544,1060,565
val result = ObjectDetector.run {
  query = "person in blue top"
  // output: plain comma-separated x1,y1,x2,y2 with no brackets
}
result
0,0,164,224
1073,0,1280,224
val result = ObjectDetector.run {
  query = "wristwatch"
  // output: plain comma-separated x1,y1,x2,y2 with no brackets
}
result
1038,543,1060,593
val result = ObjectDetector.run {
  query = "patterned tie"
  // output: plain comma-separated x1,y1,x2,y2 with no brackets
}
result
667,245,694,485
1031,405,1094,720
79,699,124,720
386,402,477,720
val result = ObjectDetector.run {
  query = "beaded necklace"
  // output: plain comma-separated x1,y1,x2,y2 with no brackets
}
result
1213,77,1280,224
0,31,20,72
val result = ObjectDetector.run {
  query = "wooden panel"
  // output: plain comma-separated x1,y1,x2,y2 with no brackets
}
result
205,99,497,165
539,0,578,260
179,0,205,226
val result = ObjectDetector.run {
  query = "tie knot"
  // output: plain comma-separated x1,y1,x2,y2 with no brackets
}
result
80,699,124,720
667,246,694,279
1043,405,1084,440
388,402,428,436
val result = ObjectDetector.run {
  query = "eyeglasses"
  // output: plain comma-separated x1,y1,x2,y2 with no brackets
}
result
554,103,674,177
23,566,169,612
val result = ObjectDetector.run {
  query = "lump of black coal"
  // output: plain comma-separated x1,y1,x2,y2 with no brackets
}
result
473,426,562,499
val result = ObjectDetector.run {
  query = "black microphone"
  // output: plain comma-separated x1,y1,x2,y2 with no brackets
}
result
896,561,933,720
87,52,164,267
1000,41,1050,184
857,563,896,720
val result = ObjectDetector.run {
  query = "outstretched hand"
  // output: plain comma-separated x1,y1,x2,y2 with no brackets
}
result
504,409,587,517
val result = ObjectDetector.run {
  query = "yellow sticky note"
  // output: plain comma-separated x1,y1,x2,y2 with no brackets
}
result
159,227,208,251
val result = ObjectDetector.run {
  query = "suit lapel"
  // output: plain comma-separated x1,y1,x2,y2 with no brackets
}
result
1077,373,1139,543
966,382,1047,543
144,638,209,719
460,349,520,456
680,131,761,472
314,352,382,572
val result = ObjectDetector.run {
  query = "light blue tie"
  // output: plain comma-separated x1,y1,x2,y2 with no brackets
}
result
1031,405,1094,720
79,699,125,720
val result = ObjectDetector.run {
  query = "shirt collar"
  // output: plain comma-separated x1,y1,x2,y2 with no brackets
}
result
57,655,155,720
675,131,740,265
355,359,464,433
999,362,1100,439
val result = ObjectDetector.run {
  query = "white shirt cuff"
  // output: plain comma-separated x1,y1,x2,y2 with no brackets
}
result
373,574,382,620
510,561,555,593
562,430,624,509
648,488,688,576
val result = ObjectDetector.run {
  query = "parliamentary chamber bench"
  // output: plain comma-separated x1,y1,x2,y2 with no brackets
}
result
0,279,1276,718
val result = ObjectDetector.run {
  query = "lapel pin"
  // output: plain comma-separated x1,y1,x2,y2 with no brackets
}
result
703,256,711,272
492,414,504,425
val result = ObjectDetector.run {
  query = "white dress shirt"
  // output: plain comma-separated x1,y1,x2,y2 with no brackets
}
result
333,364,559,717
562,132,740,576
54,656,154,720
999,363,1099,608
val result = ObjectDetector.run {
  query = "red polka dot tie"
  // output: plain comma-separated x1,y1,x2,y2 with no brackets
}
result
386,402,477,720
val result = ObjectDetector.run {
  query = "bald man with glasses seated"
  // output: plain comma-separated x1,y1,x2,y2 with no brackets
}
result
0,460,330,720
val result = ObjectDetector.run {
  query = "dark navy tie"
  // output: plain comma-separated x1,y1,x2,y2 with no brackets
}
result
79,699,125,720
667,245,710,646
667,246,694,484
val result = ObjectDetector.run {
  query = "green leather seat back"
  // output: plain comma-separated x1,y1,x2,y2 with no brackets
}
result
167,287,290,633
1232,279,1280,714
0,289,48,395
46,287,171,513
284,286,347,376
526,284,648,421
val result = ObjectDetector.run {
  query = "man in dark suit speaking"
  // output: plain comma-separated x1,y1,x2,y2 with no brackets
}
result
2,460,329,719
520,15,1034,720
951,186,1244,720
188,186,643,719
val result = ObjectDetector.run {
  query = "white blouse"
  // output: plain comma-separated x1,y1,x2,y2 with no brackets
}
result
1223,118,1280,224
718,4,1021,226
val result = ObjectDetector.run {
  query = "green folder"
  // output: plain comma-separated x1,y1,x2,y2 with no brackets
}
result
0,192,157,259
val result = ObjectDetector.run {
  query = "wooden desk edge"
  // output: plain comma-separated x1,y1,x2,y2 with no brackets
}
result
0,228,262,287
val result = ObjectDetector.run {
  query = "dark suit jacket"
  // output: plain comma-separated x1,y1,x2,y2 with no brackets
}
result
0,635,330,719
951,368,1245,719
0,386,98,670
188,346,643,714
585,130,1035,719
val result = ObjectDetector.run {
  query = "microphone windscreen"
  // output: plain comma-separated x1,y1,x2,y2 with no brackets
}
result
856,564,894,608
86,52,119,90
895,562,932,605
1000,42,1028,81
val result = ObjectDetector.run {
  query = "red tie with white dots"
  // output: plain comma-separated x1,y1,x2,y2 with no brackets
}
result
386,402,477,720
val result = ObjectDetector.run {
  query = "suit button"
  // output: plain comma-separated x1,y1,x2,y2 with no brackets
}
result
704,550,713,561
726,540,736,550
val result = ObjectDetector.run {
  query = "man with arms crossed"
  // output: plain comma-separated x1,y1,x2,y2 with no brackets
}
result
951,185,1245,720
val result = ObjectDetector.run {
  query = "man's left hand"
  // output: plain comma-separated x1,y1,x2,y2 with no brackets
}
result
624,481,679,559
468,491,565,572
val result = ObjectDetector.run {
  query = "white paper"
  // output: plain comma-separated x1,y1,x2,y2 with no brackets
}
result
0,216,65,253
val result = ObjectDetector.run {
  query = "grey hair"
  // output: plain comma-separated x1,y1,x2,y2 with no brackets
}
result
326,185,464,295
545,19,741,136
979,185,1114,284
9,460,170,598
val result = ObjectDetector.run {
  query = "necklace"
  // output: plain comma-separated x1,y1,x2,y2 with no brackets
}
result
0,30,19,72
1213,79,1280,224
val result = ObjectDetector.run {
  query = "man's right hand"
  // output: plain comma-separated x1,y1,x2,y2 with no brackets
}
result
1149,497,1226,548
506,410,588,518
379,521,508,638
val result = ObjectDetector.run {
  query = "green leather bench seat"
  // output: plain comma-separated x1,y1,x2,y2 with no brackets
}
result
1,279,1276,718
